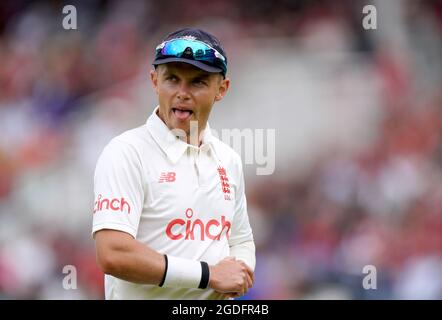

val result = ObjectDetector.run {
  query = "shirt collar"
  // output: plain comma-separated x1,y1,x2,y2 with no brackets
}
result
146,106,217,164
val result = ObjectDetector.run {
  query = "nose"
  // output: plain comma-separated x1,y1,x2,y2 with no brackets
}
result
176,82,191,101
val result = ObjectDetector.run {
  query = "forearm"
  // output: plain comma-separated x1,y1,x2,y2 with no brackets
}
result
229,240,256,271
95,230,253,294
95,230,165,285
95,230,209,289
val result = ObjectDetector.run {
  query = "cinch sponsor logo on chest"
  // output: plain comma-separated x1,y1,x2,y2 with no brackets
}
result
93,194,131,214
166,208,231,241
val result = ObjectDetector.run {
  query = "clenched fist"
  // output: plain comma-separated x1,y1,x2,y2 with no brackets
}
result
208,256,254,297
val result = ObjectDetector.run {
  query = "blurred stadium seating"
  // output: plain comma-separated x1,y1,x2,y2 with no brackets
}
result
0,0,441,299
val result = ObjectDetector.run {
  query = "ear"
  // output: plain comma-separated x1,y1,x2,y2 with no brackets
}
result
215,77,230,102
150,69,159,95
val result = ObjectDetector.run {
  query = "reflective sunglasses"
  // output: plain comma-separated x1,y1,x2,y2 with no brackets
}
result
155,38,227,74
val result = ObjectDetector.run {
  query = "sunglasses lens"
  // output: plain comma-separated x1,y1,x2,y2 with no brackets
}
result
157,39,227,72
162,40,213,58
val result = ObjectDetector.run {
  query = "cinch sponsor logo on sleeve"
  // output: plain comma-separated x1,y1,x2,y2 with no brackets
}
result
166,208,231,241
93,194,131,214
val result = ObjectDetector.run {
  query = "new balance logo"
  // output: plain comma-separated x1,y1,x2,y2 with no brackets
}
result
159,172,176,183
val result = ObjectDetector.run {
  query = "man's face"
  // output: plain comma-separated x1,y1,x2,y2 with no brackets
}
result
150,62,229,141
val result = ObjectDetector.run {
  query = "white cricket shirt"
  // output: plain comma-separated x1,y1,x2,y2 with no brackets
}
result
92,106,254,299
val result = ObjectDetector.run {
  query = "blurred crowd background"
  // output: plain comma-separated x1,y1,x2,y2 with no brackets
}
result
0,0,441,299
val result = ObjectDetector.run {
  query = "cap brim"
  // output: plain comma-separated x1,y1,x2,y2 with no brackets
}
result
152,57,223,73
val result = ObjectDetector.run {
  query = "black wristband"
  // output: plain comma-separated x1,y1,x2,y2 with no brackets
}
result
198,261,210,289
159,254,168,287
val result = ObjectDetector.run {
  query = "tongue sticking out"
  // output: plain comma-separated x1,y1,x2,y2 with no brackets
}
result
174,109,192,121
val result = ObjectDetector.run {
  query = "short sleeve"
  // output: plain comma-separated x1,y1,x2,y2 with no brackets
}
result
92,138,144,238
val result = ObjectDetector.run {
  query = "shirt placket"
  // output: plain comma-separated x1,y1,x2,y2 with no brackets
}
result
193,148,201,188
193,144,214,189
